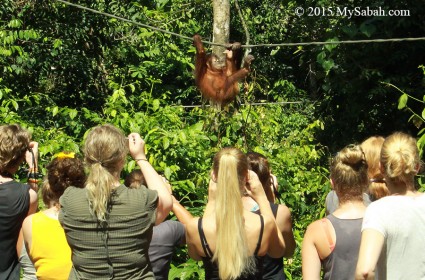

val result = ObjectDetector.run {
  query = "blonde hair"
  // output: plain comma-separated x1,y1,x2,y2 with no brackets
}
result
361,136,389,200
330,144,369,203
381,132,420,188
212,147,255,280
0,124,30,173
83,124,128,221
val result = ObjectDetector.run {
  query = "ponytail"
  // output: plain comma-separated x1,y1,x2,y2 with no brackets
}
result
213,148,255,279
86,163,116,221
83,124,128,222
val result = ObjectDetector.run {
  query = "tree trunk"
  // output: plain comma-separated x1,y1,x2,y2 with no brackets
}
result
212,0,230,62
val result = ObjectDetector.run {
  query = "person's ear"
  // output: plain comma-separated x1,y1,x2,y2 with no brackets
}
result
210,170,217,182
415,163,421,174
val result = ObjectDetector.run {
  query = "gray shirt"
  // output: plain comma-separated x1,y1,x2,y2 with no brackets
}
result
148,220,185,280
322,214,363,280
325,190,371,214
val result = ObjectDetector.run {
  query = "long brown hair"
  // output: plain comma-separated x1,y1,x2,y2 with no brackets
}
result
246,152,274,202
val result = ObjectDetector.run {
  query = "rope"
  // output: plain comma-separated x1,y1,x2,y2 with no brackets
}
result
244,37,425,47
234,0,251,57
55,0,425,48
173,101,304,108
55,0,219,46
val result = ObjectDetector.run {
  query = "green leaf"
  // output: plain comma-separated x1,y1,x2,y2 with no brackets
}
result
164,167,172,178
270,47,280,56
341,25,357,38
316,51,326,63
52,106,59,117
398,93,408,109
8,19,22,28
152,99,160,111
324,38,339,52
417,133,425,156
359,22,377,38
11,100,18,110
163,137,170,149
127,160,136,171
321,59,335,72
53,39,62,49
68,109,78,120
128,84,135,93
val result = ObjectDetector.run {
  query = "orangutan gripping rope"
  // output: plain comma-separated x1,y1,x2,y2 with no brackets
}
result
193,34,254,107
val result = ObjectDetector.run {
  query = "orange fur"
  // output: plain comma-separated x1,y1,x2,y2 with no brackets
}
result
193,35,254,107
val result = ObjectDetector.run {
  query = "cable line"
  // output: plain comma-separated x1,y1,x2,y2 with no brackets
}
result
174,101,304,108
56,0,425,48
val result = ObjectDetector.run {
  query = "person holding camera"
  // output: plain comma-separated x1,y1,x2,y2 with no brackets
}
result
0,124,38,279
59,124,173,279
245,152,296,280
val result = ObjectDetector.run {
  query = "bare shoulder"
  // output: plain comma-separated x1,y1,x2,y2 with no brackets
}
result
305,219,325,234
276,204,291,219
28,188,37,202
23,213,34,226
22,214,34,236
303,218,335,259
304,218,330,245
27,188,38,215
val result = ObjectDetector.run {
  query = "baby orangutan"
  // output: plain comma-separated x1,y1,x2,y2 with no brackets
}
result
193,34,254,107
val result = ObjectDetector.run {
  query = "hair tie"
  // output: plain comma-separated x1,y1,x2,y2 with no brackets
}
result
54,152,75,159
370,178,385,183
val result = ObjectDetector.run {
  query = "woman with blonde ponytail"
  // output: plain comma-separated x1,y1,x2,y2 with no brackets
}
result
356,132,425,279
59,124,173,279
186,147,285,280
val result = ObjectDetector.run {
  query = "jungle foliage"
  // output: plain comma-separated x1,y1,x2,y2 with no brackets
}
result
1,0,424,279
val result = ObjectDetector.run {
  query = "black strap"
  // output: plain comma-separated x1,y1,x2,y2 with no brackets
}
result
254,215,264,255
270,202,279,218
198,217,213,258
